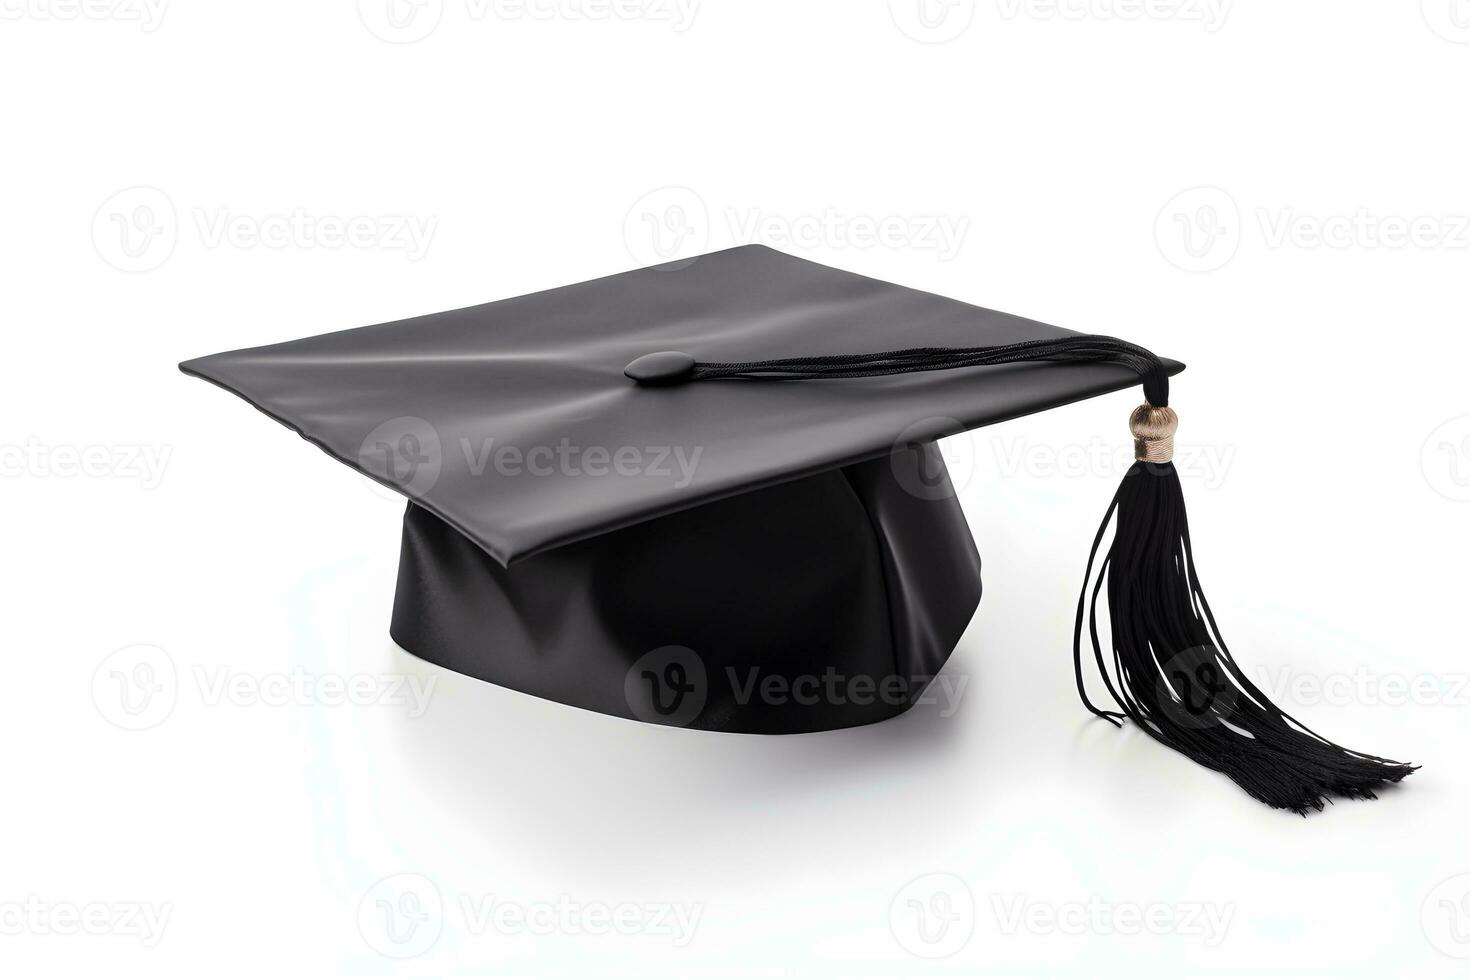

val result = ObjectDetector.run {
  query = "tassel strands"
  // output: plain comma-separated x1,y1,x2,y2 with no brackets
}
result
1073,404,1416,814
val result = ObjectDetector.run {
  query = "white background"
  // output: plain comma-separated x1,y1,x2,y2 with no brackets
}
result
4,1,1469,976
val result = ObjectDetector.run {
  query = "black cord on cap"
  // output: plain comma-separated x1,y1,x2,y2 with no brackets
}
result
625,335,1171,408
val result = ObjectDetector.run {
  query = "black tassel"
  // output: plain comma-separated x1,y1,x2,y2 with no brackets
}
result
1074,426,1416,814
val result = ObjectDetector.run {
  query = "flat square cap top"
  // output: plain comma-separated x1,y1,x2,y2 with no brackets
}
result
181,245,1181,565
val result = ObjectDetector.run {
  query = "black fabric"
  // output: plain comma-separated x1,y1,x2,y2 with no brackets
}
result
179,244,1182,567
390,444,981,733
179,245,1174,736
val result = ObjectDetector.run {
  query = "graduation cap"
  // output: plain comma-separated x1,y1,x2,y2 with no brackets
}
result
181,244,1413,814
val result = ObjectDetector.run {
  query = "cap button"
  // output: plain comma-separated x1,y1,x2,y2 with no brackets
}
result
625,351,697,386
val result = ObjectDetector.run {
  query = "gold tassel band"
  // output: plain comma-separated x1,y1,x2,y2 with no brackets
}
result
1130,404,1178,463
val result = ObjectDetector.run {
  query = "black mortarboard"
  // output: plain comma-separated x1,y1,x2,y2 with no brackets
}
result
181,244,1413,814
